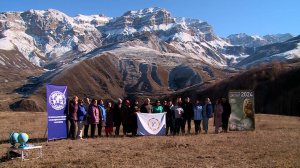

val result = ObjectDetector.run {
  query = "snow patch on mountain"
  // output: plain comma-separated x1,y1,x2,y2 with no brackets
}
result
0,38,14,50
273,43,300,59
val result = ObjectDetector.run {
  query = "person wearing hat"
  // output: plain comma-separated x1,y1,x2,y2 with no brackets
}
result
153,100,163,113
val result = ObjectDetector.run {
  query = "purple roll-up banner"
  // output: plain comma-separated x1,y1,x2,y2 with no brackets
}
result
46,84,68,140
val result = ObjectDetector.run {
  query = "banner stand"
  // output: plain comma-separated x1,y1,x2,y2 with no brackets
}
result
46,84,68,141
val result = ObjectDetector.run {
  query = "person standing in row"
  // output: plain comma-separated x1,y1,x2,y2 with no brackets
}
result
122,100,131,136
113,98,123,136
129,100,139,136
153,100,163,113
88,99,99,138
182,97,194,134
77,99,87,139
68,96,78,139
193,100,203,135
164,100,174,135
140,98,153,113
131,106,139,136
202,98,213,134
214,99,223,134
98,99,106,137
83,97,90,138
221,98,231,133
171,100,184,135
105,101,114,137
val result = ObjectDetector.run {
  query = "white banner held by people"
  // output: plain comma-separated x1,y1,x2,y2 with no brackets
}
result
137,113,166,136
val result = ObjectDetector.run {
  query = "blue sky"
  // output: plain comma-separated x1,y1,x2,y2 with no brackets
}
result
0,0,299,37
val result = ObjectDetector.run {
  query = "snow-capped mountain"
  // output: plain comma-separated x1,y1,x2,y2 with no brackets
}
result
226,33,294,48
0,7,235,68
0,7,299,111
0,7,297,69
0,9,109,66
237,35,300,67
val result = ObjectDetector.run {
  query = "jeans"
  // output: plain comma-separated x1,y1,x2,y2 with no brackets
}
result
115,121,121,136
186,118,192,133
69,119,77,139
180,119,186,134
174,118,182,135
166,119,174,135
203,117,209,133
84,124,89,138
90,124,97,138
97,123,103,136
76,121,84,139
194,120,201,134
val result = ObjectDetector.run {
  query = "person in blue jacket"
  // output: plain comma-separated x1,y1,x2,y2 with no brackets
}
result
98,99,106,137
202,98,213,134
77,99,87,139
193,99,203,135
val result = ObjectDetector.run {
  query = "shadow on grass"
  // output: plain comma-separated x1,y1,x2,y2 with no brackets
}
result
0,138,47,163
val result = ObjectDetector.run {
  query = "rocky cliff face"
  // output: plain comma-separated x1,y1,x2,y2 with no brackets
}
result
0,9,108,66
0,7,299,112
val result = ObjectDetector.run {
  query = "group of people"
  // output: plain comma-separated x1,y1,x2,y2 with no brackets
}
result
67,96,231,139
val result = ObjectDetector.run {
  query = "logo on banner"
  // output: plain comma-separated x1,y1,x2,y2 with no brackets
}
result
147,118,160,131
49,91,66,110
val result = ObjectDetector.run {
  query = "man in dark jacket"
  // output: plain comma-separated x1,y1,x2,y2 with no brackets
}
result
122,100,131,136
182,97,194,134
68,96,78,139
221,98,231,133
164,100,174,135
113,98,123,136
140,98,153,113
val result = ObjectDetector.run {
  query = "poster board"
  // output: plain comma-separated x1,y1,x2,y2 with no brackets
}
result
228,90,255,131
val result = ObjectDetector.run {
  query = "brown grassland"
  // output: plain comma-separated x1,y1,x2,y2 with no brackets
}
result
0,112,299,168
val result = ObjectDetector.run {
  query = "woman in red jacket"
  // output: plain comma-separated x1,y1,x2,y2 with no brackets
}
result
88,99,100,138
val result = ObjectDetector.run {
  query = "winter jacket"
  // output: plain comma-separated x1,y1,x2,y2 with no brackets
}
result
222,102,231,118
182,102,194,119
164,105,174,122
153,105,163,113
88,104,99,124
203,103,213,118
77,104,87,121
121,105,131,125
171,106,184,119
194,105,203,120
113,104,122,124
140,104,153,113
98,104,106,123
68,100,78,121
214,104,223,126
105,107,114,127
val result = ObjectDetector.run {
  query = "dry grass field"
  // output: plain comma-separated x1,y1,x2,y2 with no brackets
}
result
0,112,299,168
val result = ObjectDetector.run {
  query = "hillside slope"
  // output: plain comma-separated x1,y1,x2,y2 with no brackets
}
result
175,60,300,116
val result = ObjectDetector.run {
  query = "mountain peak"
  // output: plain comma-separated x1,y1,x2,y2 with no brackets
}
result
122,7,169,17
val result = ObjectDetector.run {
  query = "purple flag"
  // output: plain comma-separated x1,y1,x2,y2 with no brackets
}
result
46,84,68,140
